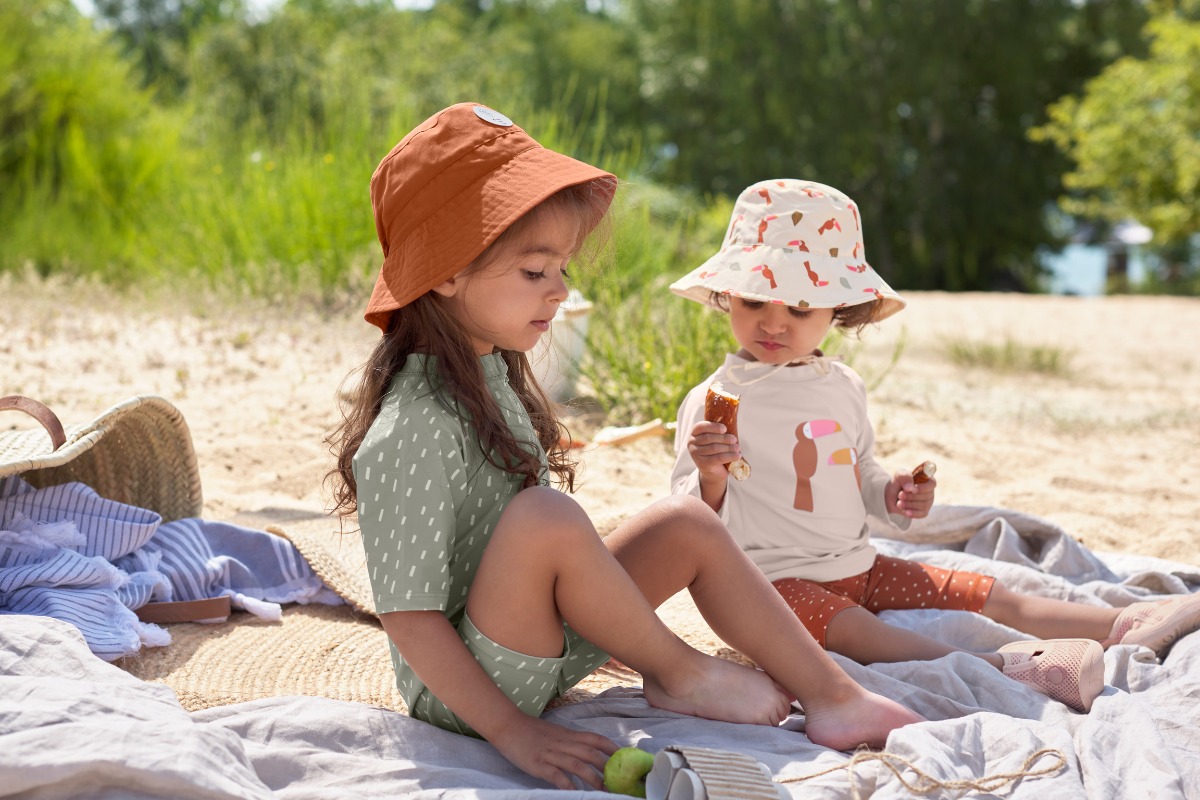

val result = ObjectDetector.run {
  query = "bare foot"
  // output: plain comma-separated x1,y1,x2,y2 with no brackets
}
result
643,652,793,726
802,689,925,751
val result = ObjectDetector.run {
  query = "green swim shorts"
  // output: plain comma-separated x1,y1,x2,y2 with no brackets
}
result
408,613,611,737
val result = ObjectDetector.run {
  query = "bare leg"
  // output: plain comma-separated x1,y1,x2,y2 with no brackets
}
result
981,582,1119,643
825,582,1123,666
466,488,793,728
826,607,1004,668
604,496,925,749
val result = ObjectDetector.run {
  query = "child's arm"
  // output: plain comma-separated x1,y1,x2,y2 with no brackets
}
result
687,421,740,512
380,611,616,790
671,382,738,513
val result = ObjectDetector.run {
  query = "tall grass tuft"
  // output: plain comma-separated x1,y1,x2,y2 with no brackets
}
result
822,327,909,392
576,184,735,424
944,337,1074,375
581,287,737,425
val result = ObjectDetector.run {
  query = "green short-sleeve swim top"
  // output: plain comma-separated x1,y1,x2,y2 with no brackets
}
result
354,352,548,708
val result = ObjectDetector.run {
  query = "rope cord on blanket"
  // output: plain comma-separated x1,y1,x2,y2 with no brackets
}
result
775,746,1066,799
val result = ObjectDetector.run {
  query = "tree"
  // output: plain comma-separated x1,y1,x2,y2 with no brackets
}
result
93,0,237,98
0,0,168,214
1032,2,1200,286
185,0,644,150
629,0,1148,291
0,0,177,276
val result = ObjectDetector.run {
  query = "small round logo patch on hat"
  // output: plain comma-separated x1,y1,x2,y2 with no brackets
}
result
473,106,513,127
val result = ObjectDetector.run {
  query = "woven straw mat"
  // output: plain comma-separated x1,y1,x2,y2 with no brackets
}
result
118,514,698,713
0,394,202,523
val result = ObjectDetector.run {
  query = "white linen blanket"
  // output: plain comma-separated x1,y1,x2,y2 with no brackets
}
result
2,505,1199,800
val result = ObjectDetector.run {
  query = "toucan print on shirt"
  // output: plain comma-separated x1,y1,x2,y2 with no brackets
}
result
793,419,861,512
670,353,913,584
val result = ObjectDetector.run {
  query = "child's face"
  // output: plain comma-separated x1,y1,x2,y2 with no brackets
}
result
728,298,835,364
433,206,579,355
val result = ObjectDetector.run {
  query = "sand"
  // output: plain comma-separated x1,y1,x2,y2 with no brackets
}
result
5,278,1199,701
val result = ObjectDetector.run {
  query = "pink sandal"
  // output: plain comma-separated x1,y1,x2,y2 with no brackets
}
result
1108,594,1200,658
998,639,1105,713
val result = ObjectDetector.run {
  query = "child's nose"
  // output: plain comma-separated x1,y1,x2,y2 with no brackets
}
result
760,310,790,334
547,269,570,303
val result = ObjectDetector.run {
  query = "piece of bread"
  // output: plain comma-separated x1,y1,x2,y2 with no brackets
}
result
704,382,751,481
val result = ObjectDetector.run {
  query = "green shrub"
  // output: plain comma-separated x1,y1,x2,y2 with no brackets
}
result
0,0,178,280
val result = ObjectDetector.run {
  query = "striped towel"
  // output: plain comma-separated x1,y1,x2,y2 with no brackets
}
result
0,476,341,661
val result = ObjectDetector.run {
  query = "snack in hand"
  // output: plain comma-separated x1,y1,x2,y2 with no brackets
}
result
705,382,751,481
912,461,937,484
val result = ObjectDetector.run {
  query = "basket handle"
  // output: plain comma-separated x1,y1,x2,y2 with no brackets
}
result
0,396,67,451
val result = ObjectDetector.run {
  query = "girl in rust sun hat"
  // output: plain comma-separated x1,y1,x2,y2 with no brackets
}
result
327,104,923,789
362,103,617,331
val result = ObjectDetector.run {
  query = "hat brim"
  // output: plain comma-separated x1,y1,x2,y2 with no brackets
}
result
365,148,617,331
669,244,906,323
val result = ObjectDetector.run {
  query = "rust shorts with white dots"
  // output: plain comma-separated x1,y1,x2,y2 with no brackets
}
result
772,555,995,649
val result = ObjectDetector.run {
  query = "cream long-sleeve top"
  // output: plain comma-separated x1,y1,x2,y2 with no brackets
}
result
671,353,911,584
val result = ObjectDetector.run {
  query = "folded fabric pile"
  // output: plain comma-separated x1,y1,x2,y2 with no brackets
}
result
0,475,341,660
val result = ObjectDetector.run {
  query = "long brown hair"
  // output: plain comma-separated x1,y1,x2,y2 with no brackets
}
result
325,181,612,521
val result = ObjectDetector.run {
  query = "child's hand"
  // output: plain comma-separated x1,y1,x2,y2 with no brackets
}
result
885,470,936,519
688,421,741,478
493,714,617,790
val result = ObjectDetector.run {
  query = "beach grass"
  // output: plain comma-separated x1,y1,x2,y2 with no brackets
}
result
821,326,908,392
944,336,1074,376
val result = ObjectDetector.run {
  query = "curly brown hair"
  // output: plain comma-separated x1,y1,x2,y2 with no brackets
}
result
707,292,882,335
325,181,612,522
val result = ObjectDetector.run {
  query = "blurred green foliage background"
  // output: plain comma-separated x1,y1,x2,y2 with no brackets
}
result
7,0,1200,291
2,0,1198,418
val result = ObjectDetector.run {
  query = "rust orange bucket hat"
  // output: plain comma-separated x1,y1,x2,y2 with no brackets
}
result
365,103,618,331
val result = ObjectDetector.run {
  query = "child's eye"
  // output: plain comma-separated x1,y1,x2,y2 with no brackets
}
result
523,267,569,281
740,299,765,310
788,307,813,319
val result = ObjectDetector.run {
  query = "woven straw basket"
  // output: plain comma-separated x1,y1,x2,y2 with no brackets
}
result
0,394,203,522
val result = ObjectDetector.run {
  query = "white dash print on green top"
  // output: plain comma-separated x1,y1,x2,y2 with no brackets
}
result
352,352,556,713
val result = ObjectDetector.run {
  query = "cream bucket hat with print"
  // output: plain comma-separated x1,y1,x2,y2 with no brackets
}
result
670,179,905,321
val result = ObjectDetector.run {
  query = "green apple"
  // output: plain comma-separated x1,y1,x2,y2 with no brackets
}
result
604,747,656,797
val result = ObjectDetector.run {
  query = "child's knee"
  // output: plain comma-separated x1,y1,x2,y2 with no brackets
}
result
497,486,594,547
653,494,730,545
661,494,722,527
819,606,876,650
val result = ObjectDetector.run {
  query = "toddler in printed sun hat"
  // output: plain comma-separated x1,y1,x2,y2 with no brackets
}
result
669,179,1200,714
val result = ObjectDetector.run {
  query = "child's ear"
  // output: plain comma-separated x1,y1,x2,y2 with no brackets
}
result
430,276,460,298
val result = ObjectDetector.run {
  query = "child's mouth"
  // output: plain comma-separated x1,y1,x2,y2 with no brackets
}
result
531,320,550,332
758,341,785,351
